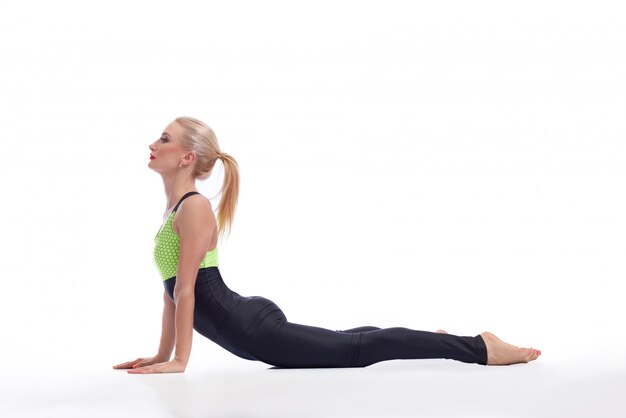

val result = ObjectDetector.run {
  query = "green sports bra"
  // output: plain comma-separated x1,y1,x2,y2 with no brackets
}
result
153,191,219,281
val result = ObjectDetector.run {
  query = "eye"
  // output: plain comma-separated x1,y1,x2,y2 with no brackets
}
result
160,136,168,142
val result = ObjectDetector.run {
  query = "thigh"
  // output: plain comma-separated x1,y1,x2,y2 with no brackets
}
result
248,319,359,368
218,296,284,348
337,326,381,333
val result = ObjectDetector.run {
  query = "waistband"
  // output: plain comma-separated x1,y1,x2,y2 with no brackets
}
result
164,266,221,282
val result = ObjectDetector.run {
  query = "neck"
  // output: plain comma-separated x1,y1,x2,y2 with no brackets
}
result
161,173,197,213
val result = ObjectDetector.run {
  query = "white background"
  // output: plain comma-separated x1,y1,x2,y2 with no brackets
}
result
1,1,624,417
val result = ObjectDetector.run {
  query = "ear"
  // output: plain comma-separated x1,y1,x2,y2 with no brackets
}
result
183,151,196,164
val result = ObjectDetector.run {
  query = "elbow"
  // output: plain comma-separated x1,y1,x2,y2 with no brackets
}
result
173,285,195,302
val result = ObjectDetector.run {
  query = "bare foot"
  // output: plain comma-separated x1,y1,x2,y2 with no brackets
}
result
436,329,448,334
480,331,542,365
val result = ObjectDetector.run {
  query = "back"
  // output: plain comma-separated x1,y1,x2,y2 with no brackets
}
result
153,191,219,281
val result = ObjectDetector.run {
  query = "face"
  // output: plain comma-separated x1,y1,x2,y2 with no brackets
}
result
148,121,194,171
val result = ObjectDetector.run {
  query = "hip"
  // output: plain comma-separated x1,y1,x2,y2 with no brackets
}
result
218,296,287,342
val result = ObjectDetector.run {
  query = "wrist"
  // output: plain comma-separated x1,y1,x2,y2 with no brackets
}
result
155,353,171,362
173,356,188,367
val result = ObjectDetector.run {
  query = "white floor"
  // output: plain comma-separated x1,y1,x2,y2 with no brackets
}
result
3,348,625,418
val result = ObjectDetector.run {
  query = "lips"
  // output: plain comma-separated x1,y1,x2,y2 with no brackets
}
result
150,155,156,159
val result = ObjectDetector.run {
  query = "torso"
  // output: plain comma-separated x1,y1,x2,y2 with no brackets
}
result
161,196,219,253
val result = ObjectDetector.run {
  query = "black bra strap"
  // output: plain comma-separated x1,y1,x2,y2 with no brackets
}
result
173,191,200,212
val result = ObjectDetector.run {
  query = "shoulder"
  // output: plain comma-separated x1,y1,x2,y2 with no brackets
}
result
172,194,214,234
179,193,212,212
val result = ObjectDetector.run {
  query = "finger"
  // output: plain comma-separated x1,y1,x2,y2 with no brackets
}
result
117,358,145,367
128,366,153,374
113,361,135,369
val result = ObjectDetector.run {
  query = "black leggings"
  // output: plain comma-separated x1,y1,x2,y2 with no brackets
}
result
164,267,488,368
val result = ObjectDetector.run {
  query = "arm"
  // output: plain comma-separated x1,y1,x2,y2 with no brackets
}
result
155,290,176,361
172,196,216,367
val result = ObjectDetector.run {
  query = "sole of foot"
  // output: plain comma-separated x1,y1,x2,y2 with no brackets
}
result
480,331,542,365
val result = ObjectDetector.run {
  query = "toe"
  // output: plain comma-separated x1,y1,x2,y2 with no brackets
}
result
522,348,534,362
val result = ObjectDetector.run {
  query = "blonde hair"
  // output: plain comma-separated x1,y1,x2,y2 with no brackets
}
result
175,116,240,241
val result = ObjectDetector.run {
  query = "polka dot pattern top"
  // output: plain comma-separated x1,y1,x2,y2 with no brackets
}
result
153,191,219,281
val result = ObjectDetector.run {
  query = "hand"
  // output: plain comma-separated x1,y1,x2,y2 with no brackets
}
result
112,355,167,370
126,358,187,374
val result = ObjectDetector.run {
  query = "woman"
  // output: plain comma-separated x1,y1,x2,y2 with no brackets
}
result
113,116,541,374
